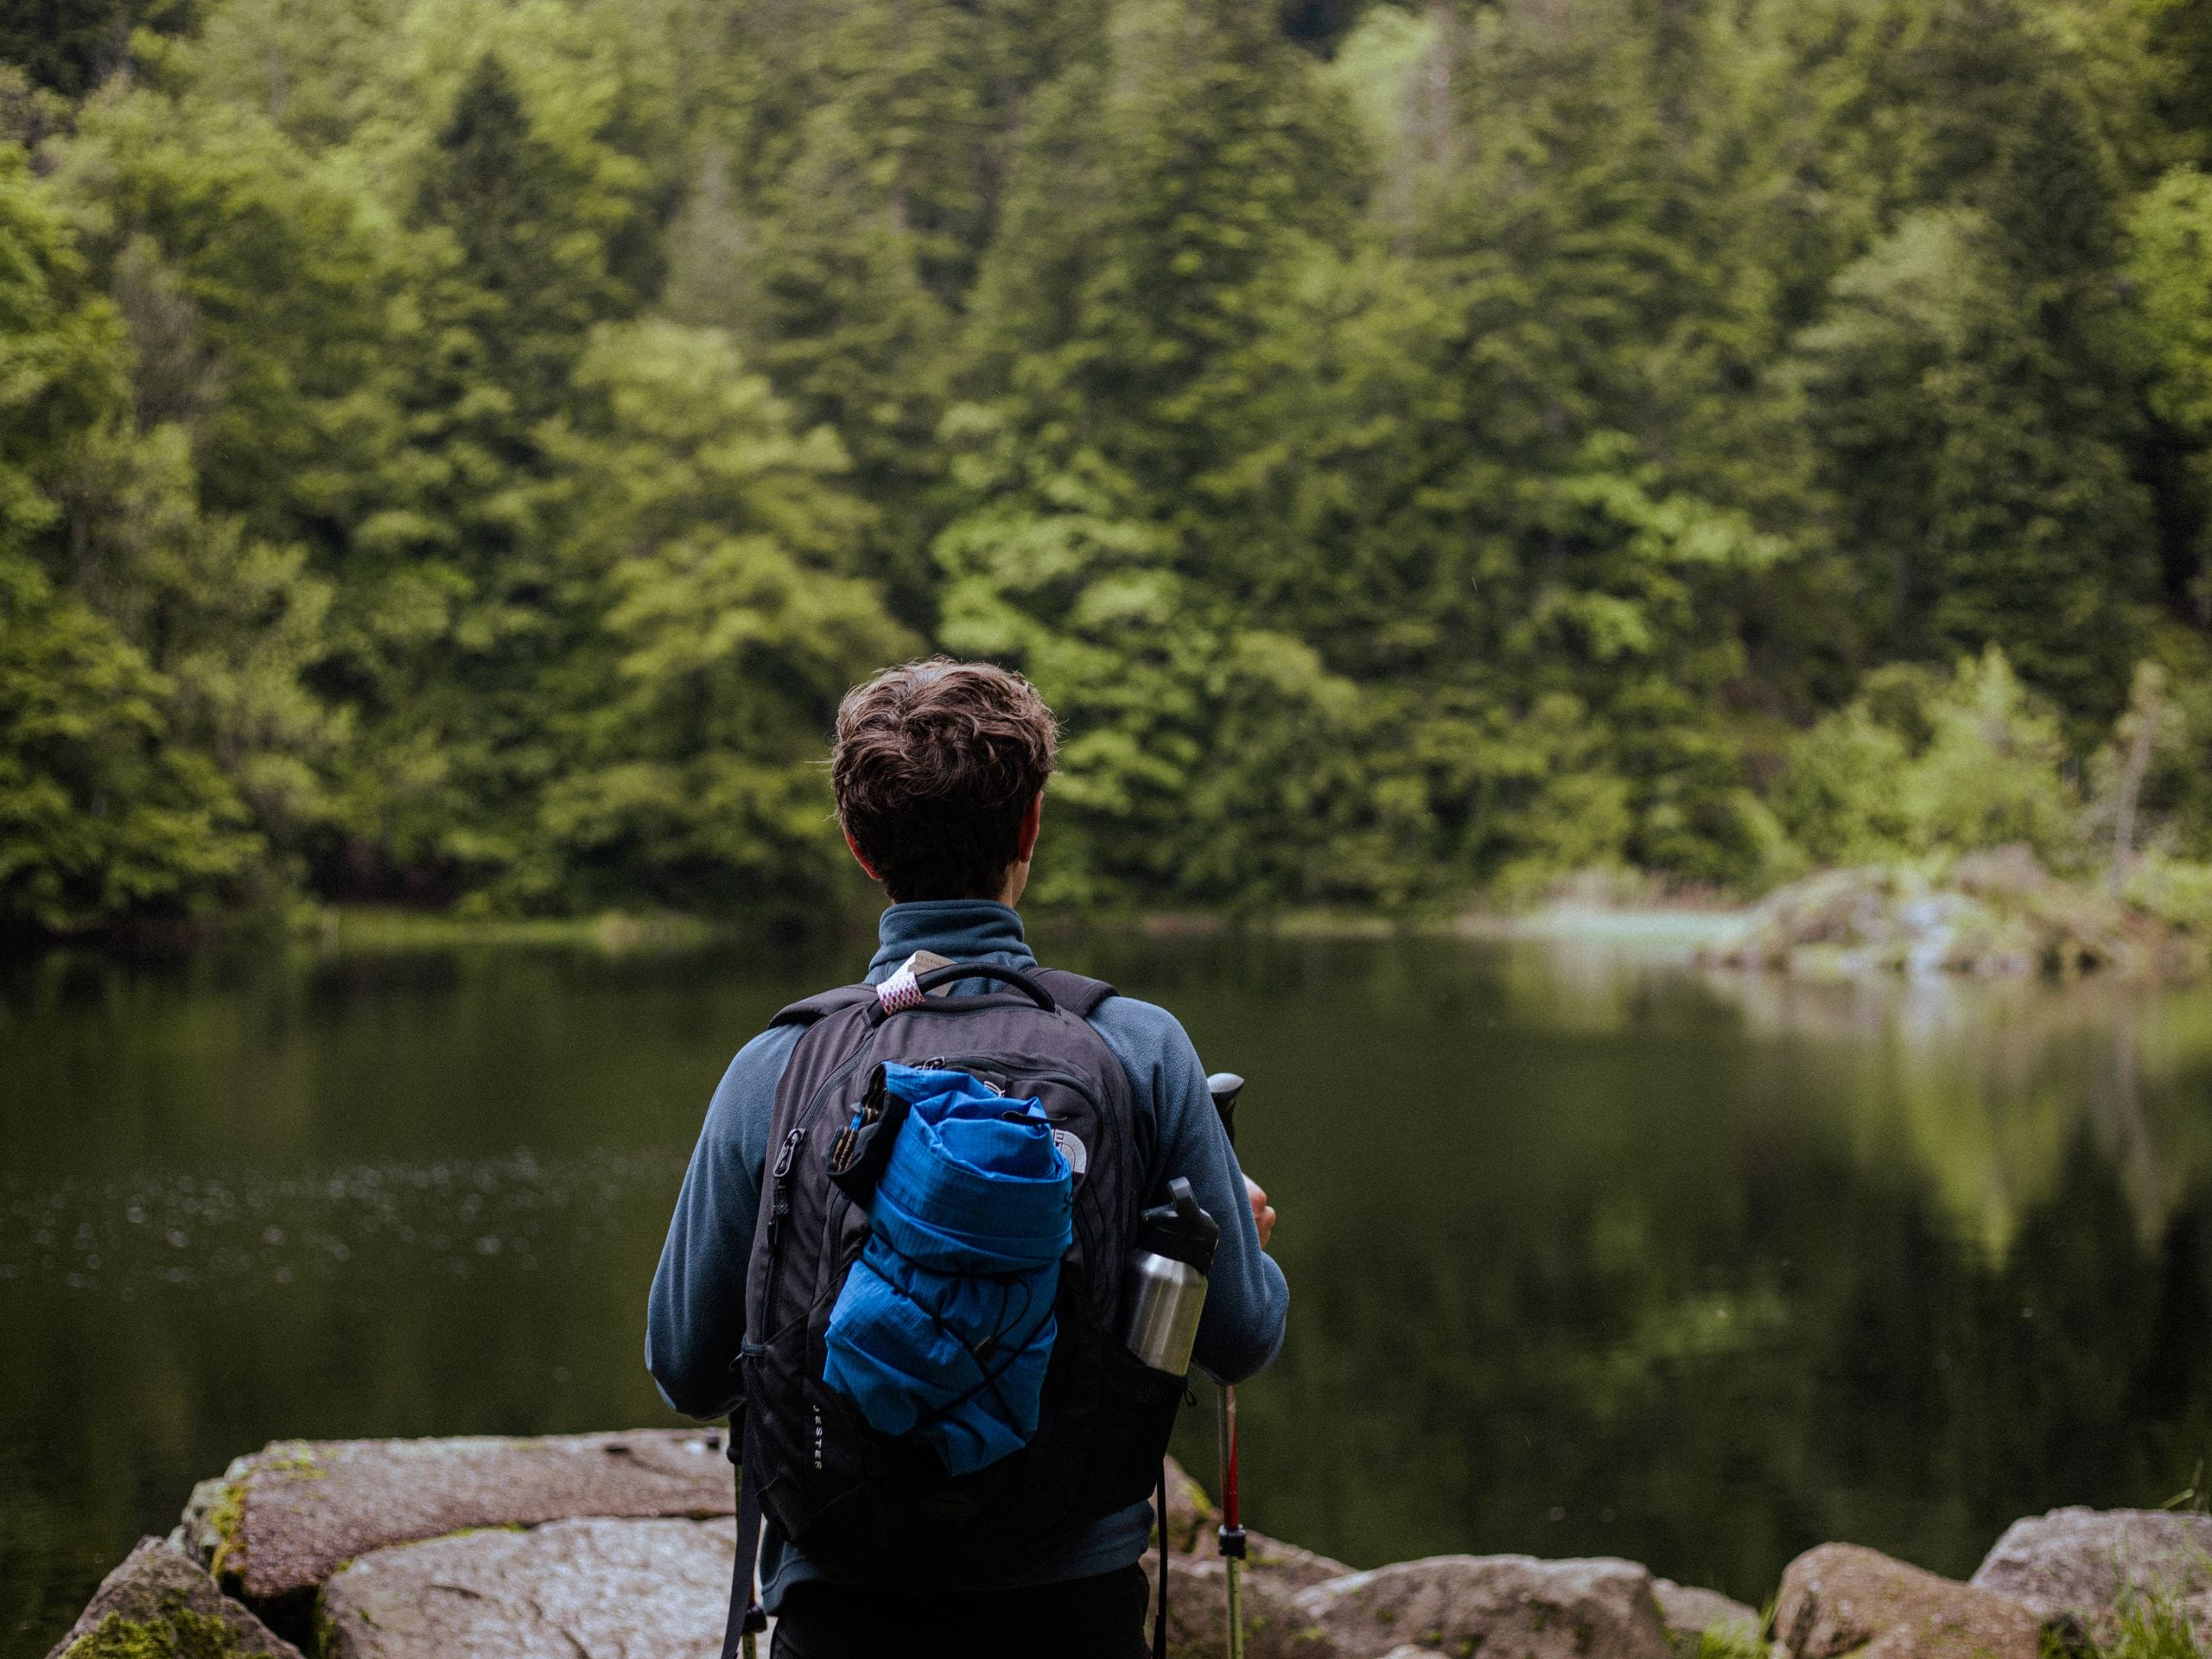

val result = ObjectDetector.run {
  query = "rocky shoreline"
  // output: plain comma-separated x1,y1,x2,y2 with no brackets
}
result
45,1429,2212,1659
1700,853,2208,982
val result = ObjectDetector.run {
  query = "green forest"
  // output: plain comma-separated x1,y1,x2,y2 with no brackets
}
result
7,0,2212,935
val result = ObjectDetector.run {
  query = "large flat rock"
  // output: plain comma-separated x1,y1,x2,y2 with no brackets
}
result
1777,1543,2038,1659
318,1516,734,1659
46,1536,302,1659
1287,1554,1675,1659
1972,1509,2212,1635
180,1429,730,1599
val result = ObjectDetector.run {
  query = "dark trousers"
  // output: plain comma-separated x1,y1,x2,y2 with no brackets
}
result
770,1563,1150,1659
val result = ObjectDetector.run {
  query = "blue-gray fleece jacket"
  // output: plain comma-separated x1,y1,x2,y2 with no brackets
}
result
645,899,1290,1607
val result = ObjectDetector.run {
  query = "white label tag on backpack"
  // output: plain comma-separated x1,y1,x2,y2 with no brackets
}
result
1052,1128,1088,1176
877,950,957,1014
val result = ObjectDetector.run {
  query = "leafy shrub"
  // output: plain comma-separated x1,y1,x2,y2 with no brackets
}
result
2127,856,2212,934
1772,648,2082,872
1899,650,2079,864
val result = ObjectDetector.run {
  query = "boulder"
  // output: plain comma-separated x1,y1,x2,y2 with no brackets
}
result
2181,1589,2212,1648
1161,1454,1219,1553
1287,1554,1675,1659
45,1536,302,1659
1972,1509,2212,1637
1248,1531,1360,1593
179,1429,730,1599
1156,1453,1352,1591
318,1516,734,1659
1141,1452,1357,1659
1776,1543,2038,1659
1144,1548,1331,1659
1655,1580,1764,1651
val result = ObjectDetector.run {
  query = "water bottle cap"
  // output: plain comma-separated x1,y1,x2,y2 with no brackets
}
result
1136,1177,1217,1273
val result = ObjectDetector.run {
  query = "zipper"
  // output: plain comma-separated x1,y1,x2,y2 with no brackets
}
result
918,1056,1102,1113
758,1041,880,1325
760,1125,805,1321
919,1055,1002,1093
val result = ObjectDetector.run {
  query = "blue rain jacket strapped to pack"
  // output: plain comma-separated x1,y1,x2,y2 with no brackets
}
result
821,1062,1075,1474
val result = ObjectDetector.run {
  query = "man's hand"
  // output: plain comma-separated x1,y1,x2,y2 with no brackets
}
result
1245,1175,1276,1249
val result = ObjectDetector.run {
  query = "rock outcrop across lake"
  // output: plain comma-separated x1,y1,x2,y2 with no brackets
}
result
45,1430,2212,1659
1703,852,2206,982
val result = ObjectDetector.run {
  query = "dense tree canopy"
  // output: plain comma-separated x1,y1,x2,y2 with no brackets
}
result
3,0,2211,933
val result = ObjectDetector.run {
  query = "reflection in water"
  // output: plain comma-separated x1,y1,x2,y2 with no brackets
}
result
4,933,2211,1655
1709,969,2212,1250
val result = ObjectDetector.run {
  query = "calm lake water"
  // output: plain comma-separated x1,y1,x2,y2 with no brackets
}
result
6,926,2212,1656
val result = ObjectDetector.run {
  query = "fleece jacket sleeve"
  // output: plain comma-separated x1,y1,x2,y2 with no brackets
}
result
1089,995,1291,1384
644,1021,801,1420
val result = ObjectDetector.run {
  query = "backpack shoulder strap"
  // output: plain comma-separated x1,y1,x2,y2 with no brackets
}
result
770,983,878,1027
720,1442,766,1659
1030,968,1118,1019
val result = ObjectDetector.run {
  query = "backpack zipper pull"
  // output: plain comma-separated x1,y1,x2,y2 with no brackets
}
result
766,1127,804,1249
772,1127,804,1182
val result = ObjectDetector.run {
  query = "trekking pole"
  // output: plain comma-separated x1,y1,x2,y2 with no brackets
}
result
1205,1071,1249,1659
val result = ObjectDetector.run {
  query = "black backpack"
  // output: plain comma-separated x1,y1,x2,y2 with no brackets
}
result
721,961,1189,1650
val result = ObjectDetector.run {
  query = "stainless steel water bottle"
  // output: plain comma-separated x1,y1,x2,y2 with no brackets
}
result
1123,1177,1219,1375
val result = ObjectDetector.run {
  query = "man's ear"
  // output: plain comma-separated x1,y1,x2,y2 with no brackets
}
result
844,827,882,882
1014,792,1043,863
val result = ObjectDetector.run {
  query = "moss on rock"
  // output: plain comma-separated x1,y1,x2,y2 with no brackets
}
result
203,1487,246,1585
57,1606,253,1659
41,1539,302,1659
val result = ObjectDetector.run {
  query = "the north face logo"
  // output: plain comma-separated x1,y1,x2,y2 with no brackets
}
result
1052,1128,1089,1178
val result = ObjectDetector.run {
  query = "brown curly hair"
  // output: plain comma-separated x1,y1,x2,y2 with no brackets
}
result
831,658,1059,902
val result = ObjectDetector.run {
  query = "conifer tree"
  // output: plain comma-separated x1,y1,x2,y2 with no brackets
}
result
1215,0,1786,888
308,49,658,902
725,107,953,619
0,143,257,930
938,0,1369,902
1793,204,2152,721
2129,164,2212,629
538,319,911,912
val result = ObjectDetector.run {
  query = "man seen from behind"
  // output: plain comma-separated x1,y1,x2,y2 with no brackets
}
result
648,658,1287,1659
